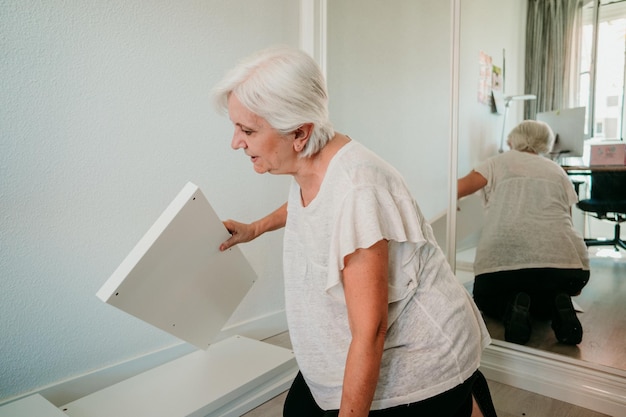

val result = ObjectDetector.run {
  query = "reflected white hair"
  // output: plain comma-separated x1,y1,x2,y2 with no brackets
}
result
213,46,334,157
506,120,555,154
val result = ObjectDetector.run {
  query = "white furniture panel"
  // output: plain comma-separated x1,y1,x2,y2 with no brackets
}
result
97,182,257,349
61,336,297,417
0,394,67,417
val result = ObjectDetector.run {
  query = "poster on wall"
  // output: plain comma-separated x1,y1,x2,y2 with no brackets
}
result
492,65,503,92
491,64,504,113
478,51,493,105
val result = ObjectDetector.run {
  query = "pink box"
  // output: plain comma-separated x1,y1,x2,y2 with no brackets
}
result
589,142,626,166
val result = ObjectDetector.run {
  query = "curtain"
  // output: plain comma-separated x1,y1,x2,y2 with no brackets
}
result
525,0,584,120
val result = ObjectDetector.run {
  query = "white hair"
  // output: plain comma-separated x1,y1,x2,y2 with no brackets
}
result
507,120,555,154
213,46,335,157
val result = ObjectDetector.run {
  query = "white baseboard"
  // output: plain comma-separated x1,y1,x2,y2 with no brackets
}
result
217,309,289,344
480,341,626,417
7,310,288,408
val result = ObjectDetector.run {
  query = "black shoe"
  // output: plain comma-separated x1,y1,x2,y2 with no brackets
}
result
503,292,532,344
552,293,583,345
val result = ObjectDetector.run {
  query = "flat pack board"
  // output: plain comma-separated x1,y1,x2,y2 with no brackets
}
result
61,336,297,417
97,182,257,349
0,395,68,417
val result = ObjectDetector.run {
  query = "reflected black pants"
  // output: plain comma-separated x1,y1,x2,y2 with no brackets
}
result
473,268,590,319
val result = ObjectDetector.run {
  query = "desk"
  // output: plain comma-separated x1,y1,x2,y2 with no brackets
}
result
562,165,626,194
562,164,626,173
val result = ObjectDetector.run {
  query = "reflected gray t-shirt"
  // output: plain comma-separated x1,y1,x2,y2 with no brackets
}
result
283,140,490,410
473,150,589,275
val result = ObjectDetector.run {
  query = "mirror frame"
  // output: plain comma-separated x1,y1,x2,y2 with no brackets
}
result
302,0,626,415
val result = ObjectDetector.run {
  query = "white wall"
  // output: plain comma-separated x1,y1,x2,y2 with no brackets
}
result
327,0,452,220
326,0,527,250
457,0,528,178
1,0,297,403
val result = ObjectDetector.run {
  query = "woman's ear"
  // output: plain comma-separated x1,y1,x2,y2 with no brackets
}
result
293,123,314,151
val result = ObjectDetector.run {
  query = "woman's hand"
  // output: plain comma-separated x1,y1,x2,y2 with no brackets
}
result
457,170,488,199
219,219,258,251
219,202,288,251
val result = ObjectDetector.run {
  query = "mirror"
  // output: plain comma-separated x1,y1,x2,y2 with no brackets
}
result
454,0,625,414
318,0,624,415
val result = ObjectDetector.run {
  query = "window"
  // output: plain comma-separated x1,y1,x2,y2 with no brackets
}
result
579,0,626,140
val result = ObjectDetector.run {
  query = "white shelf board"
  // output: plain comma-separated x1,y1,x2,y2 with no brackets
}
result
0,394,67,417
97,182,257,349
61,335,297,417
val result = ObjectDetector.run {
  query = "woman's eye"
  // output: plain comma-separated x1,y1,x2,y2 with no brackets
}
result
240,127,253,136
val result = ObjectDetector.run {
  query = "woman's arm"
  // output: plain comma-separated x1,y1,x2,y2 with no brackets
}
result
457,170,488,199
339,239,389,417
219,202,287,251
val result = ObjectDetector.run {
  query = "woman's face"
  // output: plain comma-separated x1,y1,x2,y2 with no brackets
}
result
227,94,296,175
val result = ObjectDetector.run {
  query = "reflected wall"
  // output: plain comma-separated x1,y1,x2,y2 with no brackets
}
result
326,0,451,221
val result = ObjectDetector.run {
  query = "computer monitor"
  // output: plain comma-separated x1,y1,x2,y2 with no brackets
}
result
536,107,586,158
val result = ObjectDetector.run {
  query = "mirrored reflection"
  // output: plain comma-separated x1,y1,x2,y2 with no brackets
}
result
456,1,626,374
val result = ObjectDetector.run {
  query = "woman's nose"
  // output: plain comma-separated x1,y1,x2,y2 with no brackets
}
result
231,132,246,150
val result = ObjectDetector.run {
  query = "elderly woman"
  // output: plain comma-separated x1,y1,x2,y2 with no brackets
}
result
458,120,590,346
214,46,494,417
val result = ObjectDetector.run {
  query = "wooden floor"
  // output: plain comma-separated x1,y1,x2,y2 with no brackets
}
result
244,332,610,417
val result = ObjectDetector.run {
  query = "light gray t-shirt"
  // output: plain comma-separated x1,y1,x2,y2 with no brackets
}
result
283,140,490,410
473,150,590,275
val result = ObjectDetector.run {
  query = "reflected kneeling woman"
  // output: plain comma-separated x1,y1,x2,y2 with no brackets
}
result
458,120,590,346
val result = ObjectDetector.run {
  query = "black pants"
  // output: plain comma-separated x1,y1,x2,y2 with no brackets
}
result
473,268,590,320
282,370,480,417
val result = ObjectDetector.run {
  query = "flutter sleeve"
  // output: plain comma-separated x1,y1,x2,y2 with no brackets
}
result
325,185,430,306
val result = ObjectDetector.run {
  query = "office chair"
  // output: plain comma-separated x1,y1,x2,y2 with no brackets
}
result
576,171,626,250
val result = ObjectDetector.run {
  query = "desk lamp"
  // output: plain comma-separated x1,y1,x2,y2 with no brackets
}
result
498,94,537,153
